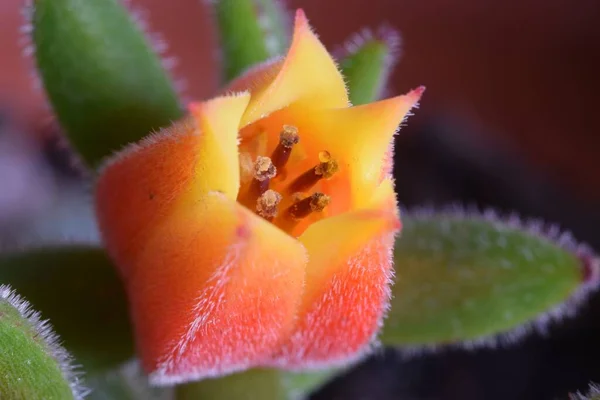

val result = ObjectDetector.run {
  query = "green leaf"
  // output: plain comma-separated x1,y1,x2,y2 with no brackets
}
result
0,245,133,373
0,285,86,400
212,0,290,82
175,368,337,400
338,27,401,105
30,0,182,168
253,0,291,55
381,209,599,348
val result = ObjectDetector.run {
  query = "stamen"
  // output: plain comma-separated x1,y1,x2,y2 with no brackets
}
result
251,156,277,195
256,190,283,220
314,151,339,178
290,192,307,203
287,151,339,193
254,156,276,181
287,192,331,219
271,125,300,173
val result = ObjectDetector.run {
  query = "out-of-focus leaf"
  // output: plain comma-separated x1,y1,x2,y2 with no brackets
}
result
30,0,182,167
381,209,599,348
211,0,290,82
0,285,86,400
570,383,600,400
0,245,133,373
338,27,401,105
7,182,100,246
86,361,172,400
253,0,291,55
175,368,337,400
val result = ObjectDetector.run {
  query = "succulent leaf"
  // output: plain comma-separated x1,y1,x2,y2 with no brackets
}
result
338,27,402,105
381,207,599,350
29,0,182,167
0,285,87,400
211,0,291,82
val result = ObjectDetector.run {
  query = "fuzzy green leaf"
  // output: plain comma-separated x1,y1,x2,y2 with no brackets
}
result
339,28,401,105
30,0,182,167
381,210,598,348
0,246,133,373
212,0,290,82
175,368,336,400
0,286,84,400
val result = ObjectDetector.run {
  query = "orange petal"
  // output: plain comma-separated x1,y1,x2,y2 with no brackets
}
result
239,9,349,127
222,57,284,95
95,93,249,275
251,90,422,215
265,179,400,369
124,192,307,385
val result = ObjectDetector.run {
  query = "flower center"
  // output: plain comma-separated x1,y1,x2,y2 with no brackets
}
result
237,124,338,236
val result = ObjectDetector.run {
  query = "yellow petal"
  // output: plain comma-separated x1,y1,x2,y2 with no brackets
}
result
184,92,251,203
240,9,349,127
126,192,307,384
95,93,250,275
254,89,422,213
314,89,422,208
299,178,398,304
267,179,399,368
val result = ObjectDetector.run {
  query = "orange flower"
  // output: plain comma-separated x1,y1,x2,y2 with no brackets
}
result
94,9,423,385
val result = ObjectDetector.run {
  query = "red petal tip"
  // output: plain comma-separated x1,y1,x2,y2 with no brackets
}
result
187,102,202,113
410,85,426,98
294,9,308,26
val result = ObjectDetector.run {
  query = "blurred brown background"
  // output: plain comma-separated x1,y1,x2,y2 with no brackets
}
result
2,0,599,200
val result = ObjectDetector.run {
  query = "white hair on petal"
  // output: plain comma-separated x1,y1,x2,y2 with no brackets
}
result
261,227,398,375
148,191,309,385
148,239,250,386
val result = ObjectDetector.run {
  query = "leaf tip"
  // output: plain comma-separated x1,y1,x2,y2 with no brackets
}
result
390,204,600,356
335,24,404,104
465,206,600,323
578,249,600,284
335,24,403,62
